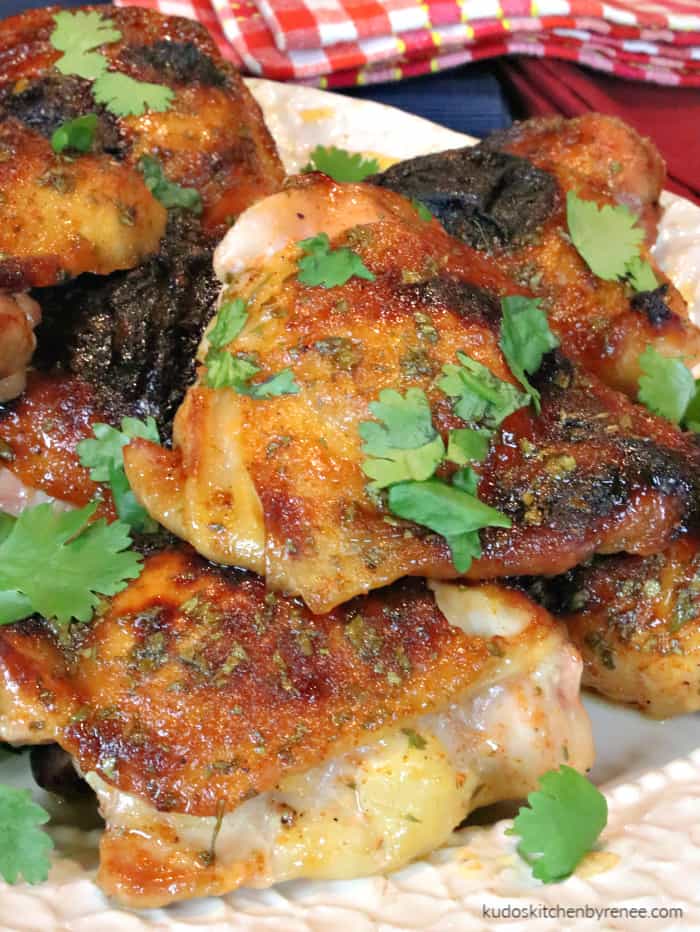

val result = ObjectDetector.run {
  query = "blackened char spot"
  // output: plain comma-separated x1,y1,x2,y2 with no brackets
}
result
408,277,502,328
124,41,226,87
0,75,124,156
372,147,557,252
631,284,672,327
510,569,583,616
32,212,219,438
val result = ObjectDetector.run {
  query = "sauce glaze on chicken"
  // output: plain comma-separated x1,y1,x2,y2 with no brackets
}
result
126,176,700,613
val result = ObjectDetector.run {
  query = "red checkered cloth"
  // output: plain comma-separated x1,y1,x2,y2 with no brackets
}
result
114,0,700,87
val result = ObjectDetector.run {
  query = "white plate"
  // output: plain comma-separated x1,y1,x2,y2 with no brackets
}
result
2,79,700,932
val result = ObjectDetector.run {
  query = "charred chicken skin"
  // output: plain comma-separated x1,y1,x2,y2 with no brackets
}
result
0,548,592,906
374,114,700,397
126,176,700,613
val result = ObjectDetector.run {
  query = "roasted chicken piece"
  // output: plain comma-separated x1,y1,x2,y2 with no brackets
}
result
0,370,118,518
533,535,700,719
0,547,592,906
374,114,700,397
126,177,700,613
0,4,283,290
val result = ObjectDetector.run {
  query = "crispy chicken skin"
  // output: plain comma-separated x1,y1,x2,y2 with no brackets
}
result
0,5,283,289
374,114,700,397
126,177,700,612
538,535,700,719
0,371,117,518
0,548,592,905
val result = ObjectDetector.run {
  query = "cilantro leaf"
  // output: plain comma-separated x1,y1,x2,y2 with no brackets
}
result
566,192,644,282
451,466,480,496
49,12,174,120
204,350,298,399
303,145,379,183
0,512,14,545
509,765,607,883
245,368,299,400
0,504,142,626
446,530,483,573
625,254,658,293
138,155,202,214
205,351,259,391
208,299,248,350
362,388,440,452
51,113,98,154
439,351,528,428
388,478,510,573
500,296,559,413
411,199,433,222
108,463,158,534
683,380,700,432
0,589,34,626
297,233,375,288
446,428,490,465
50,11,120,79
0,785,53,885
637,345,696,424
77,417,159,484
93,73,175,118
360,388,445,489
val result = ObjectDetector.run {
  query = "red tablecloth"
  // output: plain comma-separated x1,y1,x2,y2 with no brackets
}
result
500,58,700,204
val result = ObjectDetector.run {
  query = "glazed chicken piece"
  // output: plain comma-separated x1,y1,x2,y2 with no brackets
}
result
125,177,700,613
0,547,592,906
533,534,700,719
374,114,700,397
0,5,283,402
0,5,283,290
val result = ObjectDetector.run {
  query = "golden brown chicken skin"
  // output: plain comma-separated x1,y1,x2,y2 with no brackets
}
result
0,370,118,520
375,114,700,397
0,549,545,813
125,177,700,613
542,534,700,719
0,5,283,289
0,547,593,905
